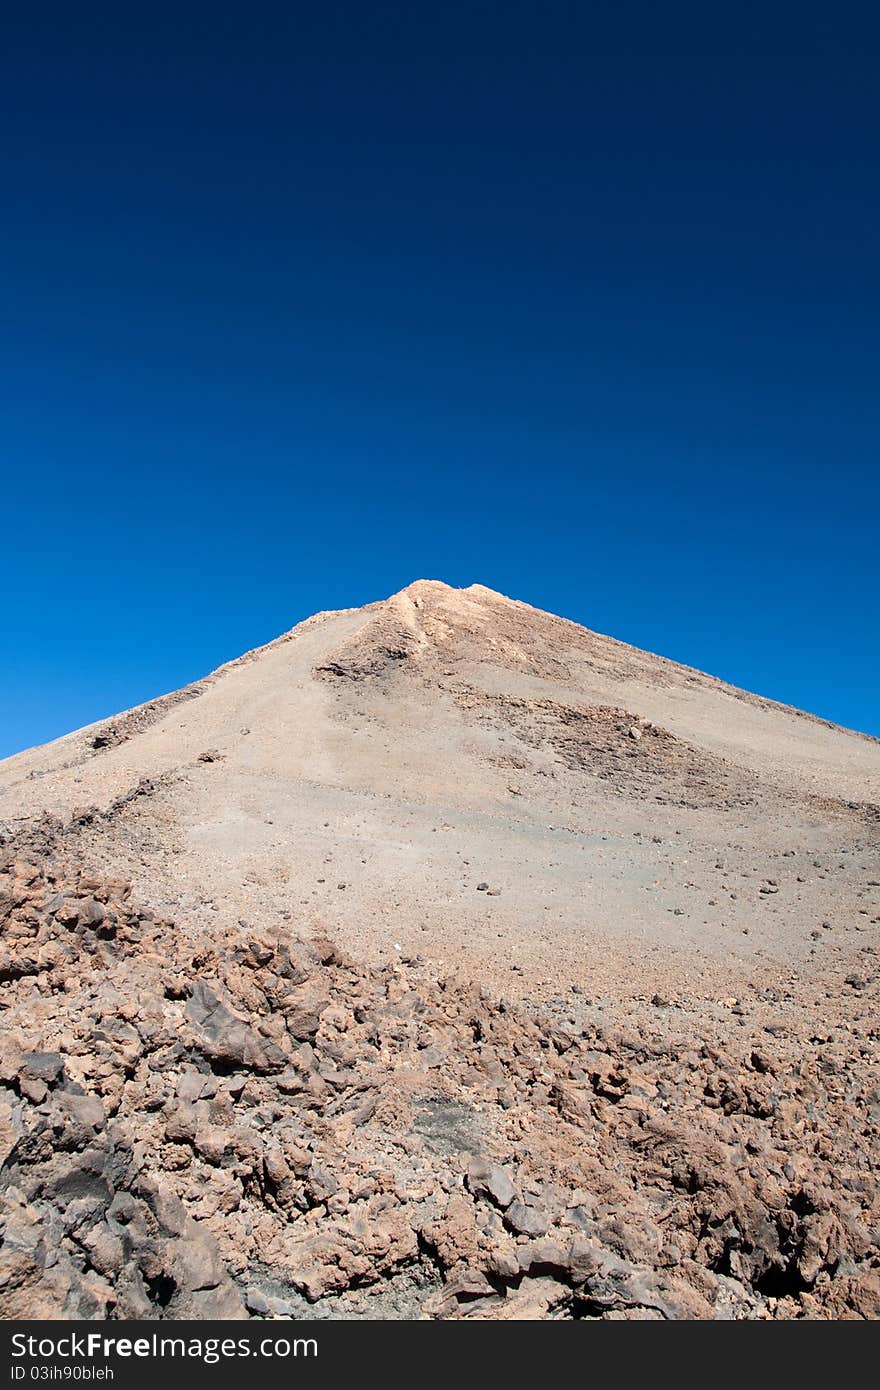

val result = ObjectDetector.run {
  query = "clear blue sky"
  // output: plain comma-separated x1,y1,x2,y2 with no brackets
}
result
2,4,878,759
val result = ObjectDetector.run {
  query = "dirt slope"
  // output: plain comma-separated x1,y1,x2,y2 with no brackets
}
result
2,579,876,1000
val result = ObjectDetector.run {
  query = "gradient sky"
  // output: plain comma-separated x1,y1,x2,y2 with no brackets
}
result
2,4,878,759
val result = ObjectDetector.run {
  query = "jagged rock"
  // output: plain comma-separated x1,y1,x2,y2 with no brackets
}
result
19,1052,64,1085
505,1201,549,1237
466,1157,517,1208
278,985,331,1041
185,982,288,1072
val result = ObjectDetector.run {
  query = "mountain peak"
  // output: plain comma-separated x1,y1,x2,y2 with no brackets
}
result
387,578,518,612
390,578,457,603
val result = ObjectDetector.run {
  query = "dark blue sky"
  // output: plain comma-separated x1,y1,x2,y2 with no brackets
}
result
2,4,878,758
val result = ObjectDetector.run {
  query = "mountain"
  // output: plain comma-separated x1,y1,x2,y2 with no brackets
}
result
2,579,876,999
1,581,877,1320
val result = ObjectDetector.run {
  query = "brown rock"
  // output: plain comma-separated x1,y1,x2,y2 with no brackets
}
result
466,1157,517,1208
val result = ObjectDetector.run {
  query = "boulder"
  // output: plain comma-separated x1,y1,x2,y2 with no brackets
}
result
466,1156,517,1208
185,981,287,1072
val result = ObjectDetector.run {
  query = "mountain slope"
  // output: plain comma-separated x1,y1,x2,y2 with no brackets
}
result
1,580,877,999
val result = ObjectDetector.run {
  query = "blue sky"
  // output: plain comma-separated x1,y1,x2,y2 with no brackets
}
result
2,4,878,758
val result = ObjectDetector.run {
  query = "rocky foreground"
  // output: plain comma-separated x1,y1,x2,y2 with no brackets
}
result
1,812,878,1320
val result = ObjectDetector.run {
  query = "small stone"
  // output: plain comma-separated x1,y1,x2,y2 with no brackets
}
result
417,1046,446,1068
19,1077,48,1103
58,1092,105,1130
19,1052,64,1085
76,898,105,928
